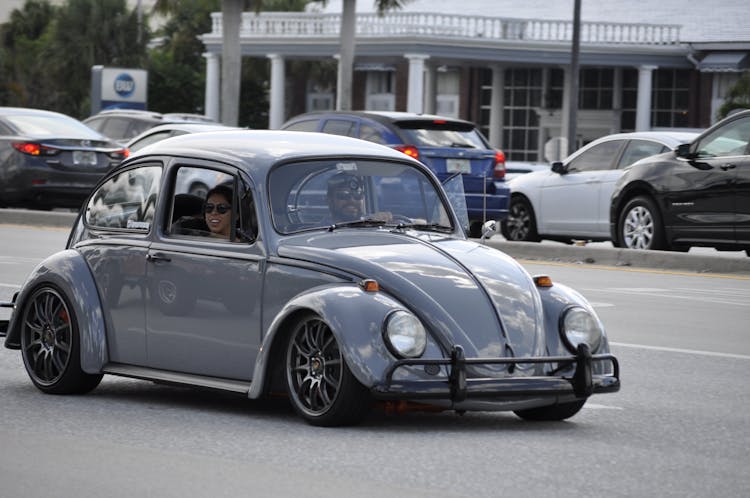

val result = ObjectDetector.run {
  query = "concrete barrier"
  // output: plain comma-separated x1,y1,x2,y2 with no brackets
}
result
2,208,749,275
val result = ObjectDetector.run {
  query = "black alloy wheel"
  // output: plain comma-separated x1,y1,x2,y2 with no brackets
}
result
285,313,371,426
501,196,540,242
20,286,102,394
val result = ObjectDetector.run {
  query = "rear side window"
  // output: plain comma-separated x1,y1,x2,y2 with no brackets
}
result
86,165,162,230
283,119,319,132
321,119,357,137
617,140,668,168
395,121,487,148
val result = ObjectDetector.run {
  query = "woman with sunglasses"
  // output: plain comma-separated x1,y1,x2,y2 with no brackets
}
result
204,184,234,238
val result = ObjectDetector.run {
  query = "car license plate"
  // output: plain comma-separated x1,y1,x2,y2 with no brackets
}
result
73,150,98,166
446,158,471,174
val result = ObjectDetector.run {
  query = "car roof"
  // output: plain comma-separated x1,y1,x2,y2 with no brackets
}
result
126,129,418,177
0,106,75,119
283,110,477,127
83,109,216,123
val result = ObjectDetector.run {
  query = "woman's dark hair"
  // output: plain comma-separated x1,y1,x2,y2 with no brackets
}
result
205,183,234,205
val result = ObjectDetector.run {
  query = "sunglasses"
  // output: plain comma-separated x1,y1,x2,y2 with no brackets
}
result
334,190,364,201
204,203,231,214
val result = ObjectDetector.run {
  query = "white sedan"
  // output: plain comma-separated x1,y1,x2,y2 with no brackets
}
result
501,131,698,243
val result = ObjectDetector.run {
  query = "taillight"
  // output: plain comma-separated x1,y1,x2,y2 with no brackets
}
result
393,145,420,161
493,150,506,180
12,142,59,156
108,149,129,160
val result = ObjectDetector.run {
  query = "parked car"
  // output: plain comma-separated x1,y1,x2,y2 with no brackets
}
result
0,130,619,426
83,109,216,144
501,131,698,243
611,110,750,254
126,122,241,197
280,111,509,237
0,107,128,209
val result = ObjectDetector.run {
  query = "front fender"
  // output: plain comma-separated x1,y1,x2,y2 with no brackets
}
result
538,281,612,373
4,250,108,374
248,283,443,398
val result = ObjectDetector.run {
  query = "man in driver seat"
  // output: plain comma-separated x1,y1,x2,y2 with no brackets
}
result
327,173,366,223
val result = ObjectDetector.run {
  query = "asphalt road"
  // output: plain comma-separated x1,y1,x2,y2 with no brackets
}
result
1,225,749,497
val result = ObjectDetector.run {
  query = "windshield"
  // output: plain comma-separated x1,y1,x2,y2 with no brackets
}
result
395,121,488,149
269,159,455,234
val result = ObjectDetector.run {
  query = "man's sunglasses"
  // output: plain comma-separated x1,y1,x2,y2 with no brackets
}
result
204,203,231,214
334,190,364,201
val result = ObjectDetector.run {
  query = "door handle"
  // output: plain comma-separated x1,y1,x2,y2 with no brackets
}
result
146,253,171,263
720,163,737,171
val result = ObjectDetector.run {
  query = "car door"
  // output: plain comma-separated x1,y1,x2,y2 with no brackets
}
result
145,163,264,380
665,117,749,244
539,139,624,237
78,163,163,367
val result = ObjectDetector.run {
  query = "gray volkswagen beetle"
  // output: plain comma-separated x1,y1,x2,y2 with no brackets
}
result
1,130,619,426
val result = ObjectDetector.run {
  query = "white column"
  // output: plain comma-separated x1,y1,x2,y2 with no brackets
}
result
489,64,505,149
267,54,285,129
636,65,657,131
560,67,571,157
424,62,437,115
404,53,429,114
203,52,220,122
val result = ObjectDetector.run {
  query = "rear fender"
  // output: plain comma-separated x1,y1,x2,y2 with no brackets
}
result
4,250,108,374
248,284,443,398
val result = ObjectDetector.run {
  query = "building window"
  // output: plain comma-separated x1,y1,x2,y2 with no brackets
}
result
580,68,614,110
651,68,690,128
620,68,638,131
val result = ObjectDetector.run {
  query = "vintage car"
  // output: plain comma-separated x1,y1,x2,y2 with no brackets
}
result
0,130,619,426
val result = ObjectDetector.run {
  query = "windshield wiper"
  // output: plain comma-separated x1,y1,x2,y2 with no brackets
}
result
328,218,387,231
391,222,453,233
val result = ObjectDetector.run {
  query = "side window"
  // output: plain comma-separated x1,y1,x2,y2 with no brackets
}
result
567,140,623,172
697,116,750,158
358,123,387,144
283,120,319,132
86,165,162,230
617,140,668,168
128,130,173,153
321,119,357,137
169,165,257,243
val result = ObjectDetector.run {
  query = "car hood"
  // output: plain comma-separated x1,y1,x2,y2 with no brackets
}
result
277,231,544,359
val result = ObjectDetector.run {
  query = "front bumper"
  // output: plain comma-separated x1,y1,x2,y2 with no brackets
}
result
373,344,619,401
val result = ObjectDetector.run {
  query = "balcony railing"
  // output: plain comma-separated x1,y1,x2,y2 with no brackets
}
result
207,11,681,45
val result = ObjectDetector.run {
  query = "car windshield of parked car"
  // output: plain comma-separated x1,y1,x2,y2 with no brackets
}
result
5,114,105,139
395,121,487,149
269,160,454,234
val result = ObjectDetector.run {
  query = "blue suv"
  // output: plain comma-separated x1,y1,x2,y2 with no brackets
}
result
280,111,509,237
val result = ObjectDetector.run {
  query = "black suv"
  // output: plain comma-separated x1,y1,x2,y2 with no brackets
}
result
83,109,216,144
281,111,509,236
610,110,750,255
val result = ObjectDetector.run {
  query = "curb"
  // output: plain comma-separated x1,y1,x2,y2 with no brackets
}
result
2,208,749,275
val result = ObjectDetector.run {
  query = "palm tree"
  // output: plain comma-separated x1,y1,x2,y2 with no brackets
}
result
314,0,410,111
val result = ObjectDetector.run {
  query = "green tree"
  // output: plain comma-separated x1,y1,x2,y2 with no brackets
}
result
718,71,750,119
0,0,57,107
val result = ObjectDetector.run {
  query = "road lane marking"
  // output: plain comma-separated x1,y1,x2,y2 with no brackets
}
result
583,403,623,410
611,341,750,360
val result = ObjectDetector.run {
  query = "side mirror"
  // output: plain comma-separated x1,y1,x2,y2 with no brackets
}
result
675,143,692,159
551,161,566,174
480,220,497,243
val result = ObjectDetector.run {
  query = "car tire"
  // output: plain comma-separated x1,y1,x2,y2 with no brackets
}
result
514,399,586,421
468,221,483,238
285,313,371,426
501,196,541,242
617,196,666,250
20,286,103,394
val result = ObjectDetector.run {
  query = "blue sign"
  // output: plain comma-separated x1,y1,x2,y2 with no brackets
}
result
113,73,136,98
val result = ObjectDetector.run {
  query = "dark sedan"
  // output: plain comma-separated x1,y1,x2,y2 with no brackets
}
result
610,110,750,255
0,107,127,209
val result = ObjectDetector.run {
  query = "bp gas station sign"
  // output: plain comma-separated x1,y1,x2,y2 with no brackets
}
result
90,65,148,113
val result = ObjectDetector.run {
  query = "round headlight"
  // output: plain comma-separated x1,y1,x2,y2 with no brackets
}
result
560,306,603,353
384,310,427,358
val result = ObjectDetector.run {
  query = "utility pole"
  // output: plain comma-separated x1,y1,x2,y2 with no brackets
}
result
567,0,581,155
